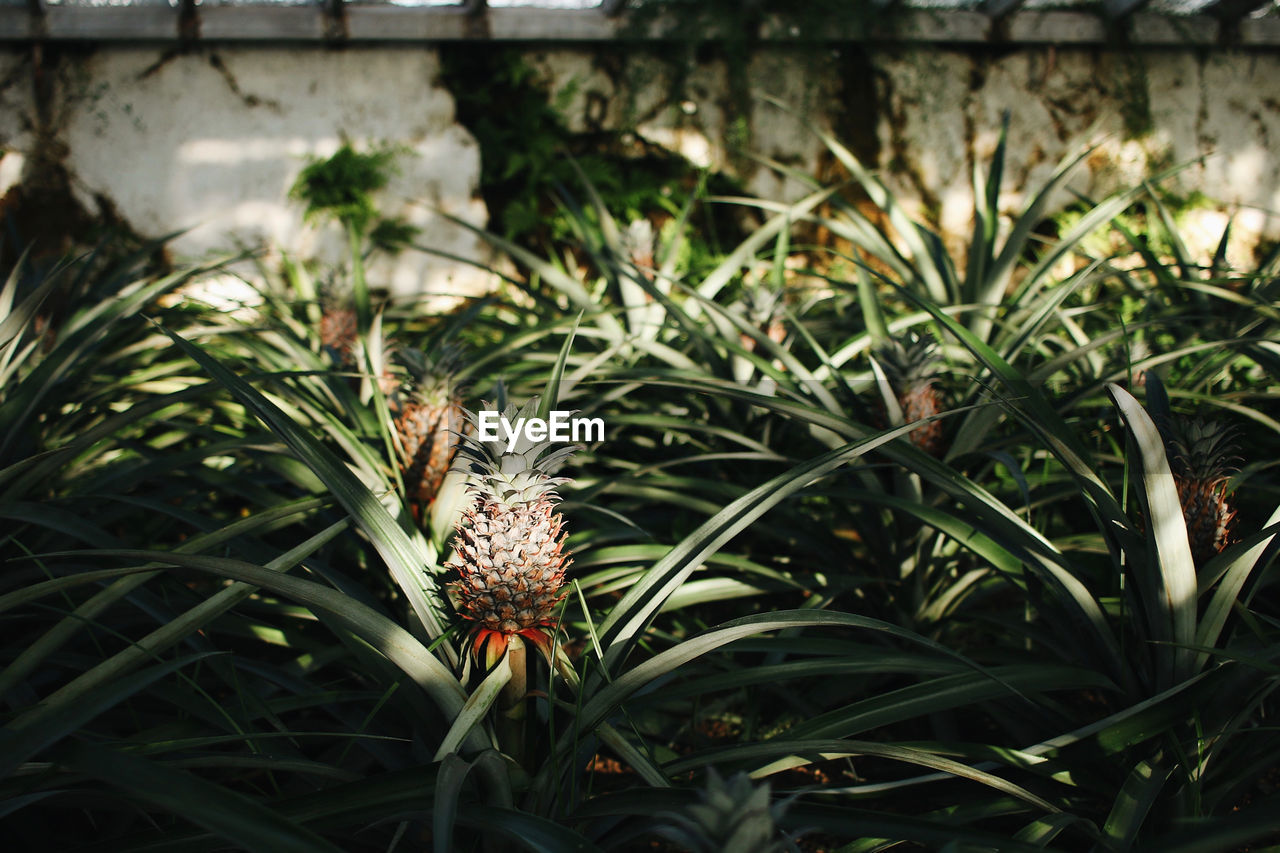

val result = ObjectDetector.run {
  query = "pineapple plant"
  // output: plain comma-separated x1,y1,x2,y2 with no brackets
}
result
650,769,796,853
1165,416,1239,565
447,398,576,668
390,348,466,524
873,331,946,456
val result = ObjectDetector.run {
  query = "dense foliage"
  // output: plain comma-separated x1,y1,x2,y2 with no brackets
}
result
2,122,1279,852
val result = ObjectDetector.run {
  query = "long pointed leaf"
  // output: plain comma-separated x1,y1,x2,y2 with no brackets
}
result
1108,383,1197,683
595,420,944,676
60,739,349,853
161,327,457,664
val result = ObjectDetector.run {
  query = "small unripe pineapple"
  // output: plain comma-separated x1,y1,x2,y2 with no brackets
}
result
447,399,576,666
391,349,466,524
874,331,945,456
1165,416,1239,565
318,282,359,368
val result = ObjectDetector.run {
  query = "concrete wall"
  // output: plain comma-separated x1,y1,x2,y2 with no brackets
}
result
0,46,493,300
528,45,1280,266
2,42,1278,296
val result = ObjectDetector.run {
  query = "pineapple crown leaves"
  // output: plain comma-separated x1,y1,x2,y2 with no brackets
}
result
316,274,354,308
396,345,462,390
872,330,942,393
618,217,657,268
1162,415,1241,486
452,398,576,507
385,345,468,413
740,281,786,322
731,283,790,347
651,769,796,853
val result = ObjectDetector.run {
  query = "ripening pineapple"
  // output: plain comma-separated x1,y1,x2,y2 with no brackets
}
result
1166,417,1239,565
391,349,466,524
874,332,945,456
447,400,576,666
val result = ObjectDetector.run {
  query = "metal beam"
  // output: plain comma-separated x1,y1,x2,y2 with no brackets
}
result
1,5,1279,46
1102,0,1153,18
348,6,623,40
200,6,326,41
1128,11,1219,42
897,9,991,40
1005,10,1107,42
1202,0,1272,19
0,7,34,39
45,6,176,40
982,0,1027,19
1241,15,1280,41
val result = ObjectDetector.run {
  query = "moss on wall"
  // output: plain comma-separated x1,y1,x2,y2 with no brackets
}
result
438,45,744,252
1,46,153,271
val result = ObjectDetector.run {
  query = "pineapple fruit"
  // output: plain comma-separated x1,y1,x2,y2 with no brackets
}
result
1165,416,1239,565
317,280,398,397
390,349,466,524
318,282,359,368
447,399,576,667
874,331,945,456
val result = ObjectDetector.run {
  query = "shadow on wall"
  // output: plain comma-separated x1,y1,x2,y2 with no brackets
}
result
1,42,1277,293
525,43,1279,267
868,47,1279,267
0,46,495,300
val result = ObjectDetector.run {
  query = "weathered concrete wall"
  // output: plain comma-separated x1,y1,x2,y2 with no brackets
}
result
0,46,492,299
528,45,1280,266
2,43,1278,291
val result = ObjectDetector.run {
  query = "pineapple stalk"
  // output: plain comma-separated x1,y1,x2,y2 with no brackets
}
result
497,635,529,766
